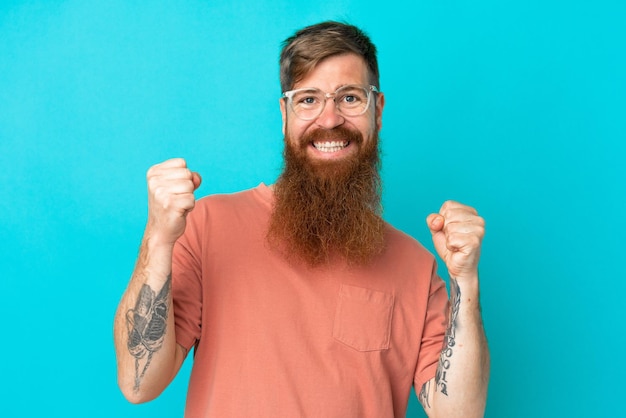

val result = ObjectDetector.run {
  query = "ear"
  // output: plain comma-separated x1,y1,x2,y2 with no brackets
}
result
375,92,385,132
279,98,287,135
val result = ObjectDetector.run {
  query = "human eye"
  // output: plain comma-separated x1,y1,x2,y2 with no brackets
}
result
338,87,366,106
293,90,321,108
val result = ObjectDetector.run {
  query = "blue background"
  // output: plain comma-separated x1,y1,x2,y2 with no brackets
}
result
1,1,624,416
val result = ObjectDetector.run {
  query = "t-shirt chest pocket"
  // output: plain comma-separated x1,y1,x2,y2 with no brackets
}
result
332,284,394,352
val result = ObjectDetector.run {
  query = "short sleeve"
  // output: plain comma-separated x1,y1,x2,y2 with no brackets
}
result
413,261,449,391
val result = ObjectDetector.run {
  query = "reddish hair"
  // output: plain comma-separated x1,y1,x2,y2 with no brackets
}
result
279,21,380,92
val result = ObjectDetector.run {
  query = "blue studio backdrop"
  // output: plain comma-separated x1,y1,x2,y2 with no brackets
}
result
1,1,624,417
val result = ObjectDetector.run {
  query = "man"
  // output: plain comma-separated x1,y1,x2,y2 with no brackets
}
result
114,21,489,417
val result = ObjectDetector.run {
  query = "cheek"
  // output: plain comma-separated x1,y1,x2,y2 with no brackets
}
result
359,119,378,144
284,121,307,153
285,119,312,143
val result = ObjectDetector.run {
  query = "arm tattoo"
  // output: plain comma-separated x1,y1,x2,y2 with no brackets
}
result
125,275,172,392
435,278,460,396
418,379,432,409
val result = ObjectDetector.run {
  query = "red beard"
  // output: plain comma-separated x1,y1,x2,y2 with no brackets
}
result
268,126,386,266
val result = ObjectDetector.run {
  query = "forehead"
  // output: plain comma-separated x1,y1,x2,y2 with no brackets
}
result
294,53,370,91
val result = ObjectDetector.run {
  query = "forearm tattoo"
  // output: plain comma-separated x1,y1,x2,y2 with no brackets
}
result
418,379,432,409
125,275,171,392
435,278,461,396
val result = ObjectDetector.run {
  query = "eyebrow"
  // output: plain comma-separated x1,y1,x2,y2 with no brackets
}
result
292,84,357,93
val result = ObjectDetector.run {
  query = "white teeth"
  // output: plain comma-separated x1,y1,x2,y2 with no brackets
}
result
313,141,349,153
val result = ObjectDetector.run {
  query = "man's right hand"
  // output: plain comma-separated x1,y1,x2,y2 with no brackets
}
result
146,158,202,246
115,157,199,403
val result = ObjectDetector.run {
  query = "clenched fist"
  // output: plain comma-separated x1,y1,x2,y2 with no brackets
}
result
145,158,202,246
427,201,485,281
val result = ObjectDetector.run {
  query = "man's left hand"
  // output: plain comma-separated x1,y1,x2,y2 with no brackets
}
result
427,201,485,281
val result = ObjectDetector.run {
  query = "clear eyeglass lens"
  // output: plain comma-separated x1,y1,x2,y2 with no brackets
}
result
289,85,371,120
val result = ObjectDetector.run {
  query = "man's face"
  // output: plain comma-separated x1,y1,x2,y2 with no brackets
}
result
279,53,385,168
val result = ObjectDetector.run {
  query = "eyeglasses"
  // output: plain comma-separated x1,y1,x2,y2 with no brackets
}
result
282,84,378,121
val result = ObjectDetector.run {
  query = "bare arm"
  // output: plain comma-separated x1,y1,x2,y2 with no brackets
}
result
113,158,201,403
418,201,490,418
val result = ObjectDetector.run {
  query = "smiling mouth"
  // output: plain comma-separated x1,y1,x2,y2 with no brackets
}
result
313,140,349,153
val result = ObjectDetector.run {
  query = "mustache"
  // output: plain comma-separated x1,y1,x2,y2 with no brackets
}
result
300,126,364,146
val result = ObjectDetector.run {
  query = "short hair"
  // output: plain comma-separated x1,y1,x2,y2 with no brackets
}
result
279,21,379,92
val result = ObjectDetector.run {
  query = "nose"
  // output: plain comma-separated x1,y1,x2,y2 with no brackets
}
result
315,97,344,129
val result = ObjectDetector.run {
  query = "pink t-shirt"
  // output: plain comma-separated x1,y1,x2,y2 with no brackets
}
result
172,184,448,417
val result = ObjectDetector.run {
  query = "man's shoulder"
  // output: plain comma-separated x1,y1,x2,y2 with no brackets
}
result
383,222,434,260
183,183,273,238
196,183,273,211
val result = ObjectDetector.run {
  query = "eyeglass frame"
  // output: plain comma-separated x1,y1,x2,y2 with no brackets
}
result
281,84,379,121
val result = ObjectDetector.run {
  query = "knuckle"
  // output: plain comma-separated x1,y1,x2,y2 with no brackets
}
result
448,232,462,245
162,194,175,211
153,186,168,202
469,235,481,247
147,173,160,186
